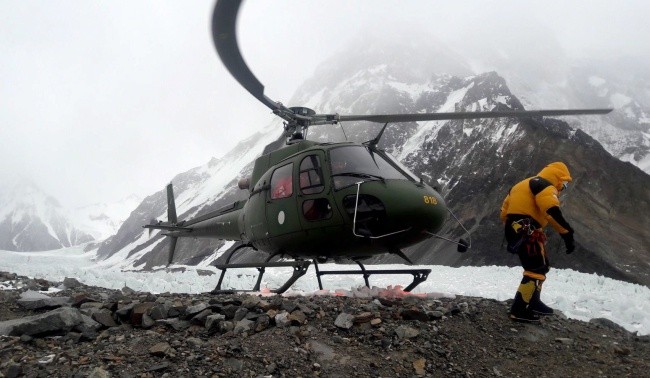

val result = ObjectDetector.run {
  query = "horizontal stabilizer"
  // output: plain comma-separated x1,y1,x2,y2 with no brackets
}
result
143,223,192,232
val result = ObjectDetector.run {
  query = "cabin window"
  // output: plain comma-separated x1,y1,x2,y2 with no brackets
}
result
330,146,415,190
302,198,332,221
299,155,324,194
270,163,294,199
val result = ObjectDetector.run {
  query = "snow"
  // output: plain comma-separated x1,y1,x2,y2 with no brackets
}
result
1,246,648,336
71,194,143,241
588,76,606,87
397,84,473,160
609,93,632,109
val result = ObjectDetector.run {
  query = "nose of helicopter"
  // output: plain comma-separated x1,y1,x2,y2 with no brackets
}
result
345,180,447,236
393,182,447,234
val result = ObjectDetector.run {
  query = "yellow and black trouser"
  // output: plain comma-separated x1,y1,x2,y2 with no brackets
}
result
511,272,546,315
506,216,549,315
505,216,549,275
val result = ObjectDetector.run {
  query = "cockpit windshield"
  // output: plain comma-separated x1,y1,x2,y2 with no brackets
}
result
329,145,417,189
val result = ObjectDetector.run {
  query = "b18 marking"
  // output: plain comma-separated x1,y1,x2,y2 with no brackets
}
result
423,196,438,205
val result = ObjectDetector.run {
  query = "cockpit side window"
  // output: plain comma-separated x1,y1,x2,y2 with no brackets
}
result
299,155,324,194
270,163,294,200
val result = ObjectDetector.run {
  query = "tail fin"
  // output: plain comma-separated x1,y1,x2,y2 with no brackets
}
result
166,183,178,266
142,182,187,266
166,183,177,224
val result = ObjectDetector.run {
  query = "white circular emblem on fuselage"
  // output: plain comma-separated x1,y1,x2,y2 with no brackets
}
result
278,211,285,225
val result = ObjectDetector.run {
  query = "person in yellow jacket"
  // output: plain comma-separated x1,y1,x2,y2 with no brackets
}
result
500,162,575,322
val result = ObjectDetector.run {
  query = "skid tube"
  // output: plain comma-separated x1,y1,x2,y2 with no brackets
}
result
211,260,311,294
313,260,431,292
210,244,430,294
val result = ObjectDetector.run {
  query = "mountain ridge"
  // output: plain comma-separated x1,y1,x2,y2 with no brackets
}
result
90,63,650,287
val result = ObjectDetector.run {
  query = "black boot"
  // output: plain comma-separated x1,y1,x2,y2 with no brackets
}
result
530,283,554,315
509,277,540,323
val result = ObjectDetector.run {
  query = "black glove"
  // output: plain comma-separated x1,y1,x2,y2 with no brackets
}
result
561,231,575,254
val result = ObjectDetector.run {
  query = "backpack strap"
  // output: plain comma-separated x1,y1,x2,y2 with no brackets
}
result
529,176,552,195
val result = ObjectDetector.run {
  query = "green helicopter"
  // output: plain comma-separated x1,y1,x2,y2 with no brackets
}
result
144,0,611,293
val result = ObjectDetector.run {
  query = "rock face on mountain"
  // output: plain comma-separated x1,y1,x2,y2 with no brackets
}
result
1,272,649,377
0,178,94,252
93,39,650,287
565,57,650,172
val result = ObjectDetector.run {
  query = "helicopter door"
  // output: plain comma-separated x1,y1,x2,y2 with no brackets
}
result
297,154,343,231
266,163,301,238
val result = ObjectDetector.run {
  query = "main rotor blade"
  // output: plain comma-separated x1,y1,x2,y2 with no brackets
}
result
337,108,613,123
212,0,280,112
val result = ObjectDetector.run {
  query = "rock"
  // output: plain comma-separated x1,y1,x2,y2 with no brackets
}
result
613,344,631,356
205,314,226,333
191,309,212,325
121,286,136,295
354,312,374,323
224,358,244,372
400,308,429,321
555,337,573,345
63,277,83,289
115,302,137,321
4,362,22,378
288,310,306,325
222,304,239,319
241,296,261,310
17,290,71,310
149,303,169,320
131,302,155,325
73,293,97,307
334,313,355,329
275,311,291,328
254,314,270,332
186,337,204,348
38,354,55,364
395,325,420,339
155,319,191,331
141,314,156,329
92,310,118,328
0,307,99,337
590,318,630,334
149,342,172,357
282,299,298,313
413,358,426,376
87,367,111,378
185,303,209,318
233,307,248,321
234,319,254,334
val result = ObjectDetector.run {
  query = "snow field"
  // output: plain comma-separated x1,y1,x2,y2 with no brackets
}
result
0,247,648,336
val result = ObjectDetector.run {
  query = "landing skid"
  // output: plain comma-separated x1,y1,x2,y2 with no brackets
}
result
313,260,431,292
210,243,431,294
211,260,311,294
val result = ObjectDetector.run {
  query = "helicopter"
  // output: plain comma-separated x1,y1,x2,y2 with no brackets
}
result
144,0,612,294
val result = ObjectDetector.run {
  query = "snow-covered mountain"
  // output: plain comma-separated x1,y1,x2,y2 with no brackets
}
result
71,194,143,241
93,37,650,286
451,27,650,174
0,176,94,251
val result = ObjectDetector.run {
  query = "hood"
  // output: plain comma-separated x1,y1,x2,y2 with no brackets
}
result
537,162,572,190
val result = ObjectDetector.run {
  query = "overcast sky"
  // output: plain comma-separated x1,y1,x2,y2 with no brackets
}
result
2,0,649,208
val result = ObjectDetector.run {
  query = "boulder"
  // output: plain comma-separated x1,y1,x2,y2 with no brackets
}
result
0,307,100,337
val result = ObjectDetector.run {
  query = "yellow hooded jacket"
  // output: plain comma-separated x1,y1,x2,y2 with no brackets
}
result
500,162,572,234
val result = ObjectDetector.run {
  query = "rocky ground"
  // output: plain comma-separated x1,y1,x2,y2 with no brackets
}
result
0,271,648,378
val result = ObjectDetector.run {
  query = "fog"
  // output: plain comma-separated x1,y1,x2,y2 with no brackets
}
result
1,0,648,208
